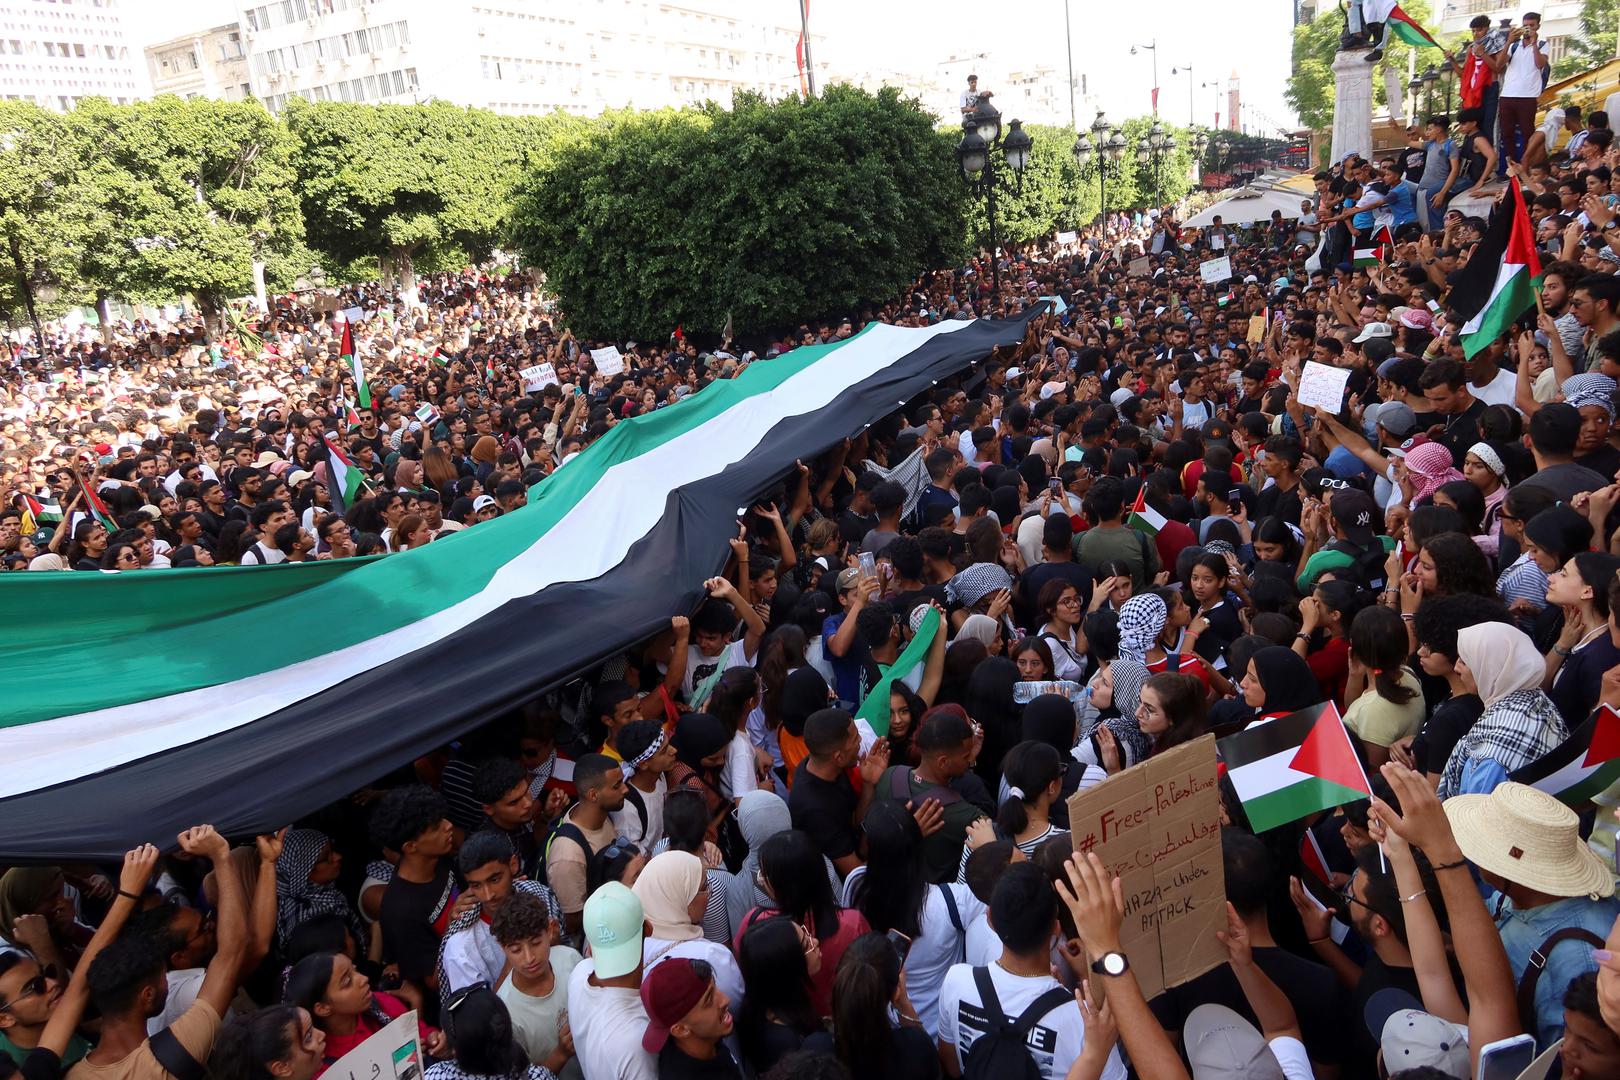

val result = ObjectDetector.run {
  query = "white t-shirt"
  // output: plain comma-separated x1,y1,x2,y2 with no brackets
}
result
442,920,505,992
498,946,583,1076
1270,1035,1314,1080
965,913,1002,967
681,638,755,700
1471,366,1518,409
146,968,217,1035
937,961,1127,1080
566,959,658,1080
842,868,984,1039
720,730,758,801
1500,38,1546,98
610,776,667,851
239,541,286,565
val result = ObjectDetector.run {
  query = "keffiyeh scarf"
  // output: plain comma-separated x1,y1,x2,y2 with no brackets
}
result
1436,689,1568,798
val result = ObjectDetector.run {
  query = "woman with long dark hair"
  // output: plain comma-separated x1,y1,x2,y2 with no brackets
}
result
209,1005,327,1080
964,656,1020,789
742,830,867,1017
1343,606,1423,767
283,952,444,1074
842,802,979,1040
820,933,940,1080
1136,672,1207,756
1543,551,1620,726
423,986,550,1080
736,916,825,1070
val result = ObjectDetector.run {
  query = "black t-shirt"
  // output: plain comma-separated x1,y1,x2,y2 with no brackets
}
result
788,762,859,861
1151,945,1350,1066
1402,145,1428,183
1577,443,1620,481
802,1026,941,1080
837,508,878,545
1351,957,1422,1064
1432,397,1488,469
378,862,455,982
1255,479,1303,527
658,1042,744,1080
1412,693,1484,775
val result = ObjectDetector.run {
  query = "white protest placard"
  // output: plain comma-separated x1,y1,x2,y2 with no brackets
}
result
1056,230,1078,244
1065,735,1225,999
1127,256,1152,278
1297,360,1352,412
340,305,366,325
590,345,625,377
324,1009,423,1080
520,362,558,391
1197,256,1233,285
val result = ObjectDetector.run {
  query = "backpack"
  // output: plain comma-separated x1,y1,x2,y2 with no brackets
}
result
1516,926,1603,1034
541,808,600,889
1324,538,1388,591
960,966,1073,1080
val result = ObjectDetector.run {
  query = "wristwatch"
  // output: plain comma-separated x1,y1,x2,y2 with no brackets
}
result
1091,951,1130,977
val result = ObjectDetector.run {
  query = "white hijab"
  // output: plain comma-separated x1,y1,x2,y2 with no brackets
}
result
1456,623,1544,709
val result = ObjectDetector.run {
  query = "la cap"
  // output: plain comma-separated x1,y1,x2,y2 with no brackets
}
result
582,881,646,980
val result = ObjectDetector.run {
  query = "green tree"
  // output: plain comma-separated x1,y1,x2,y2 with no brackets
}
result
959,123,1093,249
1553,0,1618,79
0,102,85,333
509,85,968,341
287,100,542,303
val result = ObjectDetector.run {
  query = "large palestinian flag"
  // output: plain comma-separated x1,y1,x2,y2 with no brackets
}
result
1451,178,1542,360
1510,705,1620,807
1218,701,1374,834
0,317,1031,860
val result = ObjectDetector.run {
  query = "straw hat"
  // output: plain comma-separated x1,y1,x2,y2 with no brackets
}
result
1443,783,1616,899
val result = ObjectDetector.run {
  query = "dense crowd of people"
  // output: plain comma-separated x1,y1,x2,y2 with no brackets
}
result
11,51,1620,1080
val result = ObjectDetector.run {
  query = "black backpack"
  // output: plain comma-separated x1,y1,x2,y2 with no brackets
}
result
1324,538,1388,591
960,967,1072,1080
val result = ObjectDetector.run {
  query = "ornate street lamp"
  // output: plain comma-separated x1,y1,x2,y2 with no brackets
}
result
955,98,1031,297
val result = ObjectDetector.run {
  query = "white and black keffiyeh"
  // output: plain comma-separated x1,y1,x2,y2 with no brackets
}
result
424,1060,556,1080
1436,689,1568,798
434,878,564,1023
1117,594,1167,663
945,561,1014,609
275,829,364,947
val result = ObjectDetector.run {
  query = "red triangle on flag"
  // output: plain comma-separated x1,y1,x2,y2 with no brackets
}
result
1581,705,1620,770
1286,702,1372,796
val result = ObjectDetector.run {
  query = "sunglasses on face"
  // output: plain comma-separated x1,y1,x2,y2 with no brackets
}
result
0,965,56,1012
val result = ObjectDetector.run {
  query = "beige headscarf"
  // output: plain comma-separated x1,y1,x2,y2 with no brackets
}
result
956,614,1000,649
631,851,704,943
1456,623,1544,709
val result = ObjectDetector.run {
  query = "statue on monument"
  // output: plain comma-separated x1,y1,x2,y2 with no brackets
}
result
1338,0,1397,61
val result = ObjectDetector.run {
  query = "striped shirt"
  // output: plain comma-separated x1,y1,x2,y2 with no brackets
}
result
1497,553,1549,609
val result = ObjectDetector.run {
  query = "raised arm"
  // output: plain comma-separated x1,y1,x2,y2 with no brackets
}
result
178,825,247,1017
1374,764,1522,1074
39,845,158,1056
1057,853,1191,1080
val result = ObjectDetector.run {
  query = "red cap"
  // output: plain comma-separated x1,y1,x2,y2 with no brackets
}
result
639,958,711,1053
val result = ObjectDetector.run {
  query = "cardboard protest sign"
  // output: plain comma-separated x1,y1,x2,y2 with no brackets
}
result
324,1009,423,1080
590,346,625,376
1127,256,1152,278
520,362,558,391
1197,256,1233,285
1064,734,1225,1000
1297,361,1351,412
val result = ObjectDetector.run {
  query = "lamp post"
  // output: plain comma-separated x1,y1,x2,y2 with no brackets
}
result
1072,111,1127,230
956,98,1031,300
1171,64,1195,127
1131,39,1159,115
1189,128,1209,186
1421,65,1439,119
1137,119,1178,206
1407,71,1424,125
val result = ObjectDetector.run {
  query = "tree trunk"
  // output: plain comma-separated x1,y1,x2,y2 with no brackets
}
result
392,244,419,309
197,292,224,341
95,292,113,346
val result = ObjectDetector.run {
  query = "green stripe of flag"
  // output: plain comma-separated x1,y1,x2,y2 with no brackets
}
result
1461,265,1537,360
1241,776,1372,834
0,325,895,726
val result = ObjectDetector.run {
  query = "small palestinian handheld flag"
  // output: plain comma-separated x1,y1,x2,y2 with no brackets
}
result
340,397,361,429
670,324,684,347
340,320,370,409
1509,704,1620,808
855,607,942,736
1353,225,1393,268
483,355,498,384
1218,701,1374,834
1452,178,1542,360
81,479,117,533
323,435,364,514
1386,4,1442,48
1127,485,1165,537
20,493,61,525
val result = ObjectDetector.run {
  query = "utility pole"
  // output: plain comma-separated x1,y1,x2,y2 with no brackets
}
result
1064,0,1076,130
799,0,815,97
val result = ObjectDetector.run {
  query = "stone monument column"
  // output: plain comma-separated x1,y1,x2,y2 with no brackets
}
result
1330,48,1375,166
